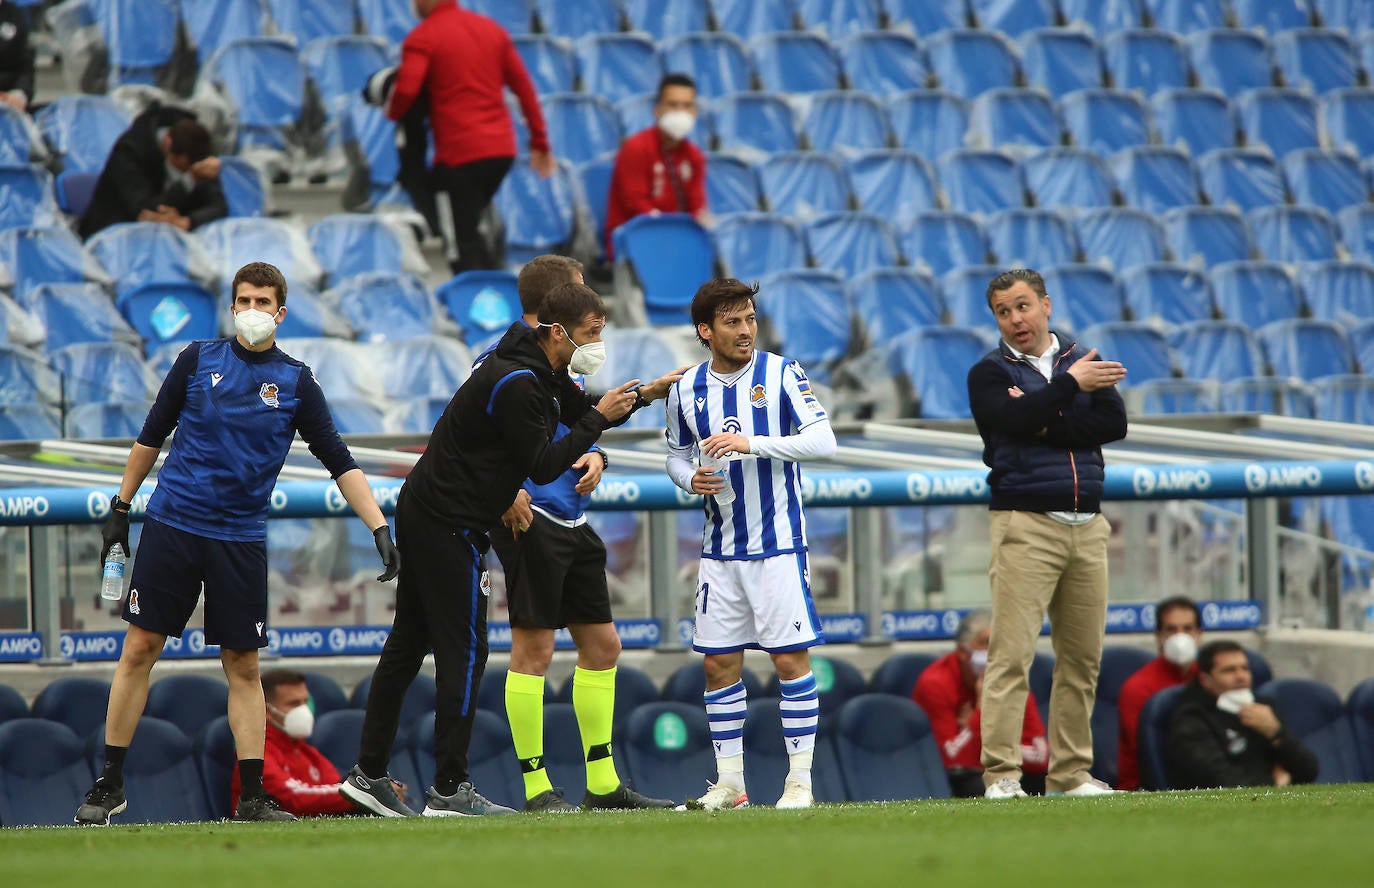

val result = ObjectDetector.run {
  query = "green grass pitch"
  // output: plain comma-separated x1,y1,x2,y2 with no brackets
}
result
3,785,1369,887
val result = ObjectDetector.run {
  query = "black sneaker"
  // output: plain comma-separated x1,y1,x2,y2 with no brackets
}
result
524,788,580,814
583,783,676,811
74,778,127,826
339,765,419,817
422,783,517,817
232,794,297,822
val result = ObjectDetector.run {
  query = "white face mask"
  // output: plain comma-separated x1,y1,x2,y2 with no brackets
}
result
233,307,279,347
272,703,315,740
548,323,606,377
1163,632,1198,667
658,109,696,142
1215,688,1255,715
968,648,988,675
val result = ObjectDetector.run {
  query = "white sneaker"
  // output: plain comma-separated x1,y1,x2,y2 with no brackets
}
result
687,781,749,811
775,778,814,810
1056,778,1118,797
984,777,1028,799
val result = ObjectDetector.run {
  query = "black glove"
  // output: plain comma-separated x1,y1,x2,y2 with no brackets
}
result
100,496,130,566
373,525,400,582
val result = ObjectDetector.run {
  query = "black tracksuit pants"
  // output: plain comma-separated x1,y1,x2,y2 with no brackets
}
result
431,156,513,274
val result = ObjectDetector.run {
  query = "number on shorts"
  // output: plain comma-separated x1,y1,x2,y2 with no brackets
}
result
697,582,710,614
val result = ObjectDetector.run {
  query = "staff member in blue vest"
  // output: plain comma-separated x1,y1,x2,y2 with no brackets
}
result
74,261,399,826
967,267,1128,800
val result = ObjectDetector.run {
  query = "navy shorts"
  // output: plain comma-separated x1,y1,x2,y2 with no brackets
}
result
491,513,612,630
124,517,269,650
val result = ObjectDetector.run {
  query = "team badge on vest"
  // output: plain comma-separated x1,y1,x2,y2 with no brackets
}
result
259,382,280,408
749,384,768,409
480,571,492,598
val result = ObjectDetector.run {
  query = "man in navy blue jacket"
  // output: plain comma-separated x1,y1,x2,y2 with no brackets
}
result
966,268,1128,800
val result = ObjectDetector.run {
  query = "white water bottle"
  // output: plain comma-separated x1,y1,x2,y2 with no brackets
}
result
700,453,735,506
101,543,126,602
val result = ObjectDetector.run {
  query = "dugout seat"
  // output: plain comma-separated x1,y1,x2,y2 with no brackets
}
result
194,715,235,820
742,698,849,805
412,708,525,812
1137,684,1186,790
349,672,437,750
477,667,557,719
834,694,950,800
553,665,661,736
302,672,349,716
1090,646,1155,788
620,702,714,805
1347,678,1374,782
145,674,230,740
0,683,27,725
661,663,769,706
30,676,111,741
88,716,212,823
0,719,93,826
869,652,941,699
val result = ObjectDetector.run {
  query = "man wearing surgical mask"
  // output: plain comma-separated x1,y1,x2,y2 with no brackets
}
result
1167,641,1317,789
604,72,707,260
1116,596,1203,790
912,610,1049,797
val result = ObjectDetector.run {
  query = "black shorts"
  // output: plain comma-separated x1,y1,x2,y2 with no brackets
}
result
124,517,269,650
491,512,612,630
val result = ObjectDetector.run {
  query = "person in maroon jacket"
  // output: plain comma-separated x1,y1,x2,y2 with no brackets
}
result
604,73,707,259
382,0,554,273
1116,596,1202,790
912,610,1048,797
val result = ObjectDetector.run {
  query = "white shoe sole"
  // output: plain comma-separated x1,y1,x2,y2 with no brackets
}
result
775,800,813,809
422,806,477,817
340,781,410,817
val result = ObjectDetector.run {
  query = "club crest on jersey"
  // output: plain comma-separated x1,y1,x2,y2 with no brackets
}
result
749,384,768,409
259,382,280,408
128,588,140,615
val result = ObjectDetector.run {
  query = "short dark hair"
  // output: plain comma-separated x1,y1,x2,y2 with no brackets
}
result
1155,596,1202,631
516,254,583,315
690,278,757,347
167,119,213,163
985,267,1047,308
657,72,697,102
261,668,308,703
536,282,606,336
1197,640,1245,675
231,261,288,307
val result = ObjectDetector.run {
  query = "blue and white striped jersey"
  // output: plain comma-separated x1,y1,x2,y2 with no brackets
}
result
666,351,829,561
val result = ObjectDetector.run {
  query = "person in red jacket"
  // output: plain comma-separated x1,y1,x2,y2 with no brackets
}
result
604,73,707,259
380,0,554,273
912,610,1048,797
231,670,392,817
1116,595,1202,790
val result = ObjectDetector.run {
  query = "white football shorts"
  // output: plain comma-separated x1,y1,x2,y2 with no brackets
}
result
691,552,824,654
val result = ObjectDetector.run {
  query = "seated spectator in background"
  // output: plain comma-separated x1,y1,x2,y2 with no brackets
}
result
913,610,1048,797
78,104,227,239
1166,641,1317,789
604,73,707,259
0,0,35,112
1117,595,1203,790
231,669,383,817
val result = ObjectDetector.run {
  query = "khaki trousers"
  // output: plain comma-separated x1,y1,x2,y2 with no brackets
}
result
980,510,1110,792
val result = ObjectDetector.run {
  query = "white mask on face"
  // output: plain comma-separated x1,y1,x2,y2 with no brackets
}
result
1215,688,1255,715
233,307,279,347
545,323,606,376
969,648,989,675
658,109,696,142
1163,632,1198,667
272,703,315,740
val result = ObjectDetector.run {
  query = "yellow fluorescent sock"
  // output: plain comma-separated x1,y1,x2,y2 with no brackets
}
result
573,665,620,795
505,670,552,800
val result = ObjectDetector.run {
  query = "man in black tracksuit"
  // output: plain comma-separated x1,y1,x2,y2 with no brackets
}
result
341,282,679,818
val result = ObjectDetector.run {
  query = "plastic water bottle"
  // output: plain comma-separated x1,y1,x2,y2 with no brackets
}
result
700,454,735,506
101,543,126,602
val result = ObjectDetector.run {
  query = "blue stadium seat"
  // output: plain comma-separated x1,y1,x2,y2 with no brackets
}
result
1219,376,1317,416
1151,88,1236,157
376,335,471,403
613,213,716,325
903,212,989,277
1092,646,1156,789
1312,374,1374,423
474,667,554,719
300,672,349,716
0,403,61,440
535,0,619,38
835,694,949,800
754,270,851,382
1125,267,1221,329
494,158,578,265
271,282,352,339
1314,0,1374,31
713,0,797,37
1058,89,1151,156
86,222,209,300
882,0,970,33
973,0,1058,34
0,164,59,232
532,704,590,802
1234,0,1315,33
841,31,928,96
576,34,660,104
145,674,229,740
0,684,27,724
202,37,315,155
757,152,853,217
742,698,848,803
1212,261,1303,327
1283,150,1367,214
301,36,393,114
987,209,1079,268
54,170,99,217
620,702,713,804
702,153,761,216
1020,28,1104,99
941,264,1005,327
1349,318,1374,372
1321,88,1374,157
386,396,450,433
1112,147,1200,212
803,212,900,277
0,104,46,166
623,0,710,40
1148,0,1229,32
308,214,410,288
118,282,218,351
887,325,988,418
1021,148,1116,208
268,0,356,42
325,272,435,343
1272,29,1357,94
183,0,269,66
1137,378,1220,414
750,32,844,94
658,33,752,101
712,212,808,281
0,343,61,406
31,676,111,740
968,88,1061,153
926,30,1020,99
850,267,944,347
710,93,800,158
1339,204,1374,261
1259,318,1356,380
760,656,868,714
1236,88,1320,160
937,149,1024,215
87,715,211,822
1136,683,1184,790
349,672,436,748
869,652,941,698
309,709,365,777
512,34,577,96
195,217,325,292
406,708,521,811
1198,148,1289,211
0,225,90,303
803,92,893,154
435,270,522,348
1103,29,1191,95
797,0,881,37
193,715,234,820
1075,208,1167,273
34,95,130,174
1258,678,1362,783
1080,323,1175,388
1301,261,1374,324
596,329,684,429
1349,678,1374,781
464,0,534,33
551,665,660,735
1060,0,1145,32
337,98,404,211
543,94,622,166
661,663,768,705
1163,206,1254,268
0,719,93,826
1042,265,1127,332
25,283,141,354
846,151,937,226
84,0,180,90
1248,205,1339,263
574,155,614,256
209,155,264,219
888,90,969,161
1189,29,1277,96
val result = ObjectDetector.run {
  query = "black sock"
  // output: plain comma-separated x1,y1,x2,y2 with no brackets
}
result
435,779,459,796
239,758,265,799
101,745,128,787
359,758,388,781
